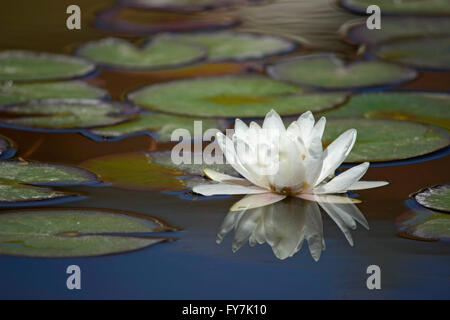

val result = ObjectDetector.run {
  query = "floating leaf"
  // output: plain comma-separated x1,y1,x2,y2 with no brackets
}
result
0,208,175,257
339,0,450,16
165,31,296,61
0,134,15,159
76,37,205,70
343,17,450,45
373,37,450,71
80,152,186,191
122,0,262,11
268,53,417,90
0,181,77,205
0,160,99,186
397,209,450,242
89,112,225,142
322,92,450,130
0,99,138,130
0,50,95,81
413,185,450,213
96,6,239,36
0,81,108,106
128,75,346,117
322,118,450,162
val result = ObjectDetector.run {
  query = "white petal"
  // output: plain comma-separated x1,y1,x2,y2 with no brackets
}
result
311,116,326,142
230,193,286,212
296,193,361,204
304,202,325,262
316,129,356,185
193,183,267,196
262,109,285,132
203,168,252,186
332,202,369,230
314,162,369,194
347,180,389,191
232,210,264,252
234,118,248,136
296,111,315,142
216,210,245,244
319,202,354,246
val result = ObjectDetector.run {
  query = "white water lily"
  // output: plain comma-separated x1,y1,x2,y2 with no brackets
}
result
193,109,388,210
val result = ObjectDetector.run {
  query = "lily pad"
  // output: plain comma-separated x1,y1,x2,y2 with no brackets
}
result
164,31,297,62
343,17,450,45
80,152,186,191
0,208,175,257
122,0,261,11
268,53,417,90
0,160,99,186
339,0,450,16
413,185,450,213
0,180,77,205
322,92,450,130
76,37,205,70
89,112,225,142
0,81,108,106
0,51,95,81
373,37,450,71
0,134,16,159
0,99,138,130
397,209,450,242
96,6,239,36
127,75,347,117
322,118,450,162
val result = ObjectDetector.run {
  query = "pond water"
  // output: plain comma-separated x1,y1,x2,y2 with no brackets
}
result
0,0,449,299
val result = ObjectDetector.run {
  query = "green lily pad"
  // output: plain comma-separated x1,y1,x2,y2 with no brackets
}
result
268,54,417,90
0,50,95,81
343,17,450,45
0,81,108,106
339,0,450,16
0,180,77,205
0,99,138,130
322,118,450,162
127,75,346,117
80,152,186,191
164,31,296,62
0,208,175,257
89,112,225,142
413,185,450,213
0,134,15,159
397,209,450,242
76,37,205,70
322,92,450,130
373,37,450,71
0,160,99,186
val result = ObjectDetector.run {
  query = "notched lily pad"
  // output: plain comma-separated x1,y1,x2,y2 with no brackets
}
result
373,37,450,71
76,37,205,70
96,6,239,36
0,134,16,159
339,0,450,16
323,92,450,130
413,184,450,213
128,75,347,117
343,17,450,45
89,112,225,142
0,50,95,81
80,152,186,191
0,208,176,257
164,31,297,62
0,81,108,106
323,118,450,162
268,53,417,91
0,99,138,130
0,160,99,186
397,209,450,242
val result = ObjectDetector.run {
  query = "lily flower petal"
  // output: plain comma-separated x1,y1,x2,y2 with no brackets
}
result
193,183,267,196
230,193,286,212
296,193,362,204
315,129,357,186
347,180,389,191
203,168,252,186
262,109,285,132
318,202,354,246
314,162,369,194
